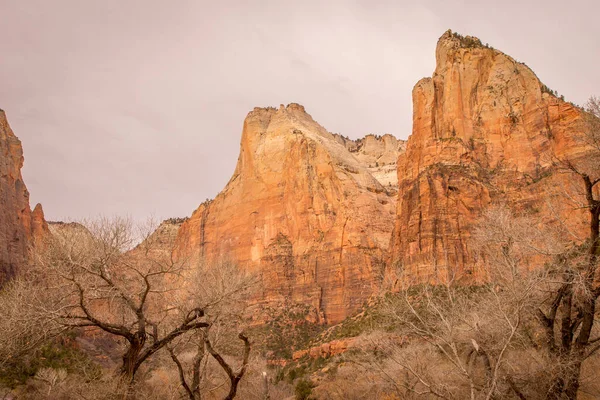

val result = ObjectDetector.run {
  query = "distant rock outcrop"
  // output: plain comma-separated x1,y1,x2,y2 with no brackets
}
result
174,104,404,323
139,218,187,258
32,203,50,242
0,111,46,283
389,30,593,283
336,134,406,191
47,221,90,237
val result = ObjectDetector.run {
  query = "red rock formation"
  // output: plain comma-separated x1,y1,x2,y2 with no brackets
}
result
292,338,356,361
0,110,43,283
32,203,50,242
291,334,409,361
175,104,404,324
389,31,594,283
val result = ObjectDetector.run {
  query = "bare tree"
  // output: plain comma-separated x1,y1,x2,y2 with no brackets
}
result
204,332,251,400
379,275,533,399
166,261,257,400
169,331,253,400
0,269,64,366
370,203,569,400
167,331,206,400
31,217,210,383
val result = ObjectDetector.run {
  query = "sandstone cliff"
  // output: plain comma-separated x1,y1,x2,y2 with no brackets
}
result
0,110,44,283
389,31,593,283
175,104,403,323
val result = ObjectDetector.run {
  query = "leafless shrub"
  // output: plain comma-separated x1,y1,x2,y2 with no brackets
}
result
0,217,262,400
166,260,259,399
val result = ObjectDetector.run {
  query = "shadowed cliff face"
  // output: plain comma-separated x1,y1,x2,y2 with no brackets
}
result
175,104,404,323
389,31,594,284
0,111,47,283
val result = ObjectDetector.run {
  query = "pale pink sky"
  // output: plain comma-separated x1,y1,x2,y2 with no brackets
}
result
1,0,598,222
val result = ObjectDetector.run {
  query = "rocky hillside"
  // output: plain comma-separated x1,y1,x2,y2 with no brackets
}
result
174,104,404,324
389,30,593,284
0,110,46,283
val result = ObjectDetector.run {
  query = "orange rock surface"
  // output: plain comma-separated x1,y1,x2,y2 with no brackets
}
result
175,104,404,323
32,203,50,242
389,31,595,283
292,338,356,361
0,110,44,283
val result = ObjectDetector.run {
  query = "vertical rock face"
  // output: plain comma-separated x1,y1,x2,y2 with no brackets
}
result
175,104,403,323
0,110,40,283
389,31,592,283
32,203,50,241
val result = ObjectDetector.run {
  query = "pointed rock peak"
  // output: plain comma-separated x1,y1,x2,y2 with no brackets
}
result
31,204,50,239
432,29,552,99
32,203,45,218
0,109,11,131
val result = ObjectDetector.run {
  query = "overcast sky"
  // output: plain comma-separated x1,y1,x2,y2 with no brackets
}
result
1,0,598,222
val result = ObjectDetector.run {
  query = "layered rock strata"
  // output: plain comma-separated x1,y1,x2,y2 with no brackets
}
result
389,31,594,283
175,104,403,323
